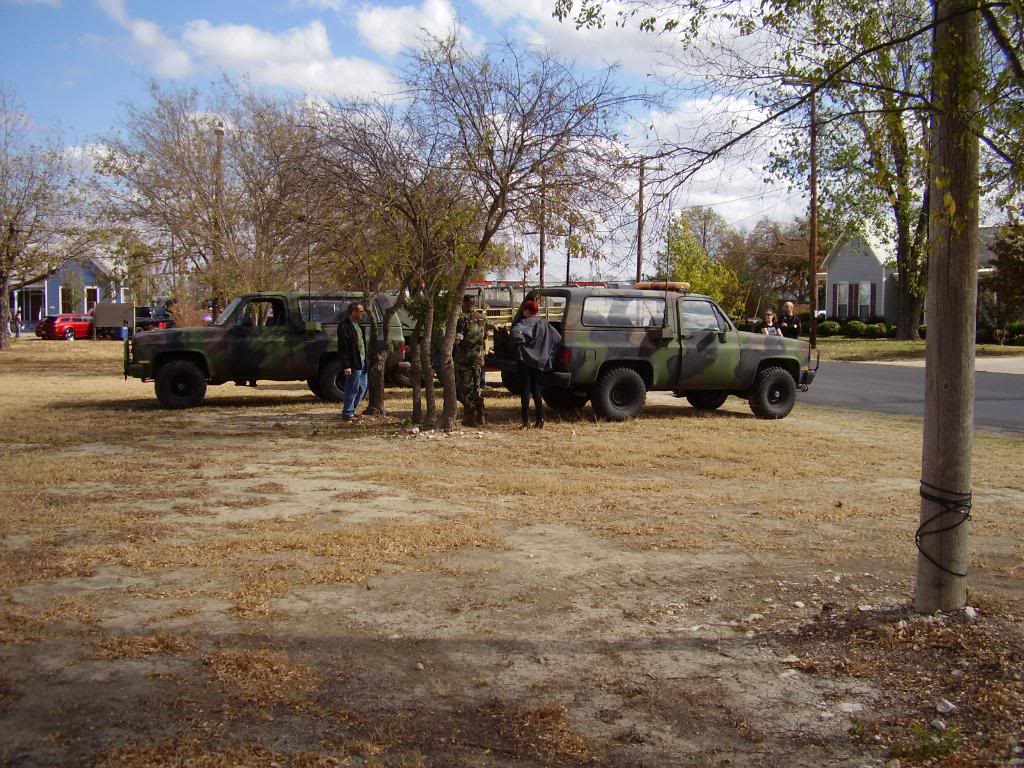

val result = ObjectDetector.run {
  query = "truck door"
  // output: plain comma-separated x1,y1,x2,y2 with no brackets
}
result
676,298,741,391
225,296,296,380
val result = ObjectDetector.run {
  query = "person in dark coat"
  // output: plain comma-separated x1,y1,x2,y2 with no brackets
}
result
778,301,801,339
509,299,562,429
338,302,368,421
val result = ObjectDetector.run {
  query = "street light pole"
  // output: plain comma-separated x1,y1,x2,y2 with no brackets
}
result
565,219,573,285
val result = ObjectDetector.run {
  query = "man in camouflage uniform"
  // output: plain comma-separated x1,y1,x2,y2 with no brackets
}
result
454,294,487,427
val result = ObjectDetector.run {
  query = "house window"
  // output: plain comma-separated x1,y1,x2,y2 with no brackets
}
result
85,287,99,313
859,282,871,319
834,282,848,319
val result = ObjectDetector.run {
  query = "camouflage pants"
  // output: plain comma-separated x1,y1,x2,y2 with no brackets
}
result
457,364,485,427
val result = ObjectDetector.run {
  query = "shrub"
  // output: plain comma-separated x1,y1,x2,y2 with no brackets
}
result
1009,334,1024,347
885,324,898,338
818,320,841,337
1008,319,1024,336
976,328,993,344
864,322,887,338
918,324,927,340
844,320,867,337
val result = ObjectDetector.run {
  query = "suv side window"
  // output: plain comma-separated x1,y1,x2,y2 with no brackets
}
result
680,300,723,332
582,297,665,327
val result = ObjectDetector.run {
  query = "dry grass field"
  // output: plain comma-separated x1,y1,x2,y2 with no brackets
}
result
1,337,1022,767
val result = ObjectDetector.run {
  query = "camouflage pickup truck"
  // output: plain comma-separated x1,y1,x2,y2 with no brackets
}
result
124,292,407,408
489,284,817,420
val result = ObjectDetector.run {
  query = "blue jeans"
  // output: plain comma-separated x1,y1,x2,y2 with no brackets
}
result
342,366,368,417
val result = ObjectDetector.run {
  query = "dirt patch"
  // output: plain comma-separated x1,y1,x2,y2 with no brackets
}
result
0,340,1022,766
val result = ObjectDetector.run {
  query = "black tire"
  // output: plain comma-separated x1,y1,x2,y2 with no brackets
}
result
748,366,797,419
591,367,646,421
63,327,75,340
686,390,730,411
155,359,207,409
307,377,325,400
542,387,589,412
318,359,346,403
500,369,519,394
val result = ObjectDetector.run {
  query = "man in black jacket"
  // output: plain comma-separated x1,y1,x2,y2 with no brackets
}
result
779,301,801,339
339,302,368,421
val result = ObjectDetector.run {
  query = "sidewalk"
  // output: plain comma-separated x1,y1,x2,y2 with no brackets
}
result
859,356,1024,374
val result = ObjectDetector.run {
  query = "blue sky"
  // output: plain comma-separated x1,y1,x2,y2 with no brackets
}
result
1,0,806,265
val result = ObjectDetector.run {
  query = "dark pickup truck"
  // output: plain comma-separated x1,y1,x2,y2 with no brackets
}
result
134,306,175,333
125,292,408,408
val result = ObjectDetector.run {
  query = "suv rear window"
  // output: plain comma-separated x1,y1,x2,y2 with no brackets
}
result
582,296,665,327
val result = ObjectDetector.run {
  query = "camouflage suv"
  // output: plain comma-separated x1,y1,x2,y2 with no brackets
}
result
490,284,817,420
124,292,407,408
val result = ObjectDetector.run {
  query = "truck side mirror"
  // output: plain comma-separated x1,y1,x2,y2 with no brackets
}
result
718,330,728,343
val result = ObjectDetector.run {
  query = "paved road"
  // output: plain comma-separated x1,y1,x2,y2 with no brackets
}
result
802,361,1024,435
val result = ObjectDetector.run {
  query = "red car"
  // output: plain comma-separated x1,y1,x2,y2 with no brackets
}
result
36,314,94,340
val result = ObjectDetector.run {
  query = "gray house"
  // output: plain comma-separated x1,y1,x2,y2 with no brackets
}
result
820,225,1003,324
820,229,897,322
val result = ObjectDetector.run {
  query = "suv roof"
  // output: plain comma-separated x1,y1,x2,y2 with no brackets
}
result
531,286,714,302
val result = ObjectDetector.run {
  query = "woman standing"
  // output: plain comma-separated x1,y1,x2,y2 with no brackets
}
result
509,299,562,429
761,310,782,337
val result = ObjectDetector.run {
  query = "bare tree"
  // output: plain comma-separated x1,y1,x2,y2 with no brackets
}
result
96,81,315,310
1,86,94,350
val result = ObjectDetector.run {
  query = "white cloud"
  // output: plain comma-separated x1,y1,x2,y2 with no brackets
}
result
183,19,395,97
95,0,193,77
356,0,468,57
93,2,394,98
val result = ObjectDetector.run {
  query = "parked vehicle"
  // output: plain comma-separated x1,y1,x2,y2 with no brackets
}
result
134,306,175,334
124,292,410,408
36,314,94,340
488,283,818,420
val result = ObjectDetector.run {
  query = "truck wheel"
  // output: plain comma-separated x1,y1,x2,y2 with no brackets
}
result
155,359,207,409
542,387,589,413
500,369,520,394
748,366,796,419
318,360,346,403
686,391,729,411
591,367,646,421
307,377,325,399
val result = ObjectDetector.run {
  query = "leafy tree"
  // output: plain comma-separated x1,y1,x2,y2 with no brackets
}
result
655,214,740,309
982,225,1024,327
1,86,95,348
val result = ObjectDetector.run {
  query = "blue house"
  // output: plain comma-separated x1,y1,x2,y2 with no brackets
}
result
9,256,127,329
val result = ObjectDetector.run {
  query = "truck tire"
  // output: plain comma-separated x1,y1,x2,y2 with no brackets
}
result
686,391,729,411
542,387,589,413
307,377,325,399
748,366,796,419
155,359,207,409
318,360,346,403
501,369,520,394
591,367,646,421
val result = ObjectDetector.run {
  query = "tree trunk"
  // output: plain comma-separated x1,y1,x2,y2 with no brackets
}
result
409,322,423,424
437,266,472,432
896,285,924,340
0,271,11,350
916,0,979,614
420,300,436,428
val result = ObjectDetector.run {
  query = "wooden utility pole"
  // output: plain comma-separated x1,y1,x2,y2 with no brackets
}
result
636,156,645,283
808,90,819,348
915,0,980,614
565,219,573,285
538,169,546,287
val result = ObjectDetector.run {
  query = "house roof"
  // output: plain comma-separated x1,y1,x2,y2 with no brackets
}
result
820,225,894,271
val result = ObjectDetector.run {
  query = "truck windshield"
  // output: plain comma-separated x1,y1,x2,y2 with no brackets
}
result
212,298,242,327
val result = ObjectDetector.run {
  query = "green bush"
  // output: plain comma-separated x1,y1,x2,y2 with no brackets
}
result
818,320,841,337
918,324,927,340
885,324,898,338
1008,320,1024,336
862,323,887,338
844,320,867,337
1009,334,1024,347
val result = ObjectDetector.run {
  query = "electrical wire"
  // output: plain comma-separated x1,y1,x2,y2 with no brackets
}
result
916,480,972,578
